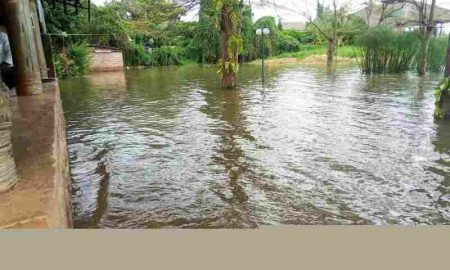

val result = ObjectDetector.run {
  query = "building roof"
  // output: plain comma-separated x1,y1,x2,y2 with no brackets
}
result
354,1,450,27
281,22,306,31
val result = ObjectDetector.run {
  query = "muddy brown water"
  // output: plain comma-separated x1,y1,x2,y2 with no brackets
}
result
59,64,450,228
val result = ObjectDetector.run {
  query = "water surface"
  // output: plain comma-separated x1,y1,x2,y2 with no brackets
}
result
60,64,450,228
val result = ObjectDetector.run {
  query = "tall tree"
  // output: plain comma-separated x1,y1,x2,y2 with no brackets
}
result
363,0,405,26
216,0,244,88
445,33,450,78
181,0,281,87
395,0,437,75
269,0,354,69
317,0,324,19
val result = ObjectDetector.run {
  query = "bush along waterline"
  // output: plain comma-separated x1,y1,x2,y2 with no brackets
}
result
54,42,91,79
434,77,450,119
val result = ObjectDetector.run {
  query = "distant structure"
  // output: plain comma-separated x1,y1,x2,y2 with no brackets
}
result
89,46,124,72
280,22,306,31
354,1,450,33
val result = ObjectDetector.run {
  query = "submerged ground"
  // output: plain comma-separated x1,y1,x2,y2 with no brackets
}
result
60,64,450,228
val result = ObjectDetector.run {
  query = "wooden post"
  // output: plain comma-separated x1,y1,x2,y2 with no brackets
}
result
0,83,17,193
3,0,43,95
30,0,48,80
445,33,450,78
42,35,56,79
88,0,91,22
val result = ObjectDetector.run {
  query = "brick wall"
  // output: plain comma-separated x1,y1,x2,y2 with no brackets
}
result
89,50,124,72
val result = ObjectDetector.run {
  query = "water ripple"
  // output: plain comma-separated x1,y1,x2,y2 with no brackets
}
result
59,66,450,227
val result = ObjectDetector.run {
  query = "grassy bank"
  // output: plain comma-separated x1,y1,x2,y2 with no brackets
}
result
274,45,358,60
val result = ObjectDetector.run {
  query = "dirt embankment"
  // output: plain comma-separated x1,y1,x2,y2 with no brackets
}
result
251,54,356,67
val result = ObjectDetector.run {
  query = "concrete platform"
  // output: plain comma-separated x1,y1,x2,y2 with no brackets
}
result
0,81,72,229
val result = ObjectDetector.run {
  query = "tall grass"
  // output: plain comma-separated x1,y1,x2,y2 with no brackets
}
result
151,46,184,66
276,45,325,59
427,36,448,72
124,43,185,66
356,27,420,73
275,45,357,60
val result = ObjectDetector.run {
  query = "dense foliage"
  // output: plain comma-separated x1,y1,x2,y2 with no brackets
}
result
54,42,91,78
43,0,449,79
44,0,340,72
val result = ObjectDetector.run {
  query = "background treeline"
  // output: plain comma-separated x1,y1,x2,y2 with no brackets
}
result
44,0,449,78
44,0,356,77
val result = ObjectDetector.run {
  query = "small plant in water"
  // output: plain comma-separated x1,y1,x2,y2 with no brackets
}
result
434,78,450,119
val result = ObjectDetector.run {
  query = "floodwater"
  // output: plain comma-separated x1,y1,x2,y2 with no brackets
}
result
60,64,450,228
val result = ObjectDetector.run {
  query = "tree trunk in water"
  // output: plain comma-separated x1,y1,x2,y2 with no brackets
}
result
219,5,236,89
445,33,450,78
418,0,436,76
0,83,17,193
418,30,432,76
326,39,334,70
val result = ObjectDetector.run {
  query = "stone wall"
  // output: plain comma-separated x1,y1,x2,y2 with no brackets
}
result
0,81,72,228
89,48,124,72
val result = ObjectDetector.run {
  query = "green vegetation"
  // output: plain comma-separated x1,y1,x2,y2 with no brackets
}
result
213,0,245,88
356,27,420,73
44,0,448,80
196,0,220,64
276,45,357,60
428,37,448,72
152,46,185,66
54,42,91,78
434,77,450,119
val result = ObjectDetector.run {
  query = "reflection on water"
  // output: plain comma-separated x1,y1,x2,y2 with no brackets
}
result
59,64,450,228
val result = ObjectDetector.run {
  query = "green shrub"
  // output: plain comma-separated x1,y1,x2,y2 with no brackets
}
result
434,77,450,119
124,42,186,66
151,46,184,66
68,42,90,76
54,42,90,78
275,33,301,54
282,30,315,44
124,41,154,66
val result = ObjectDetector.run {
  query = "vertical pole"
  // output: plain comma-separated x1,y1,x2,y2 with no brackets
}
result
262,31,265,83
4,0,43,95
30,0,48,79
36,0,56,79
42,35,56,79
445,33,450,78
88,0,91,22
